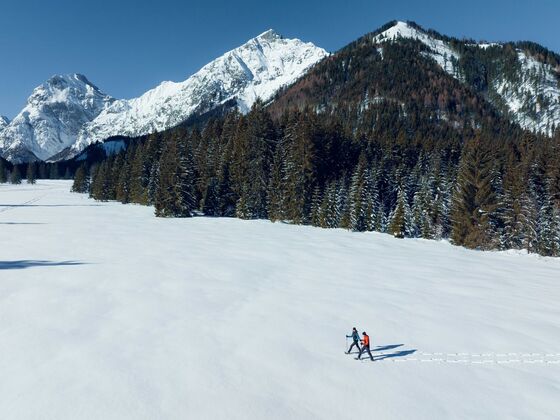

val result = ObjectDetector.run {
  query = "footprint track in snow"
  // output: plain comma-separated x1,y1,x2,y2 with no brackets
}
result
366,352,560,364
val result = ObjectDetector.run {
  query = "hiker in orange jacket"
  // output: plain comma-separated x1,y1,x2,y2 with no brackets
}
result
358,331,374,361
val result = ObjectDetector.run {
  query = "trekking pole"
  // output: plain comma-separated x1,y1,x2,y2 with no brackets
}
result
345,335,348,353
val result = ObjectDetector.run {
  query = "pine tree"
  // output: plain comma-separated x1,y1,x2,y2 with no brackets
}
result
0,159,7,183
489,165,505,248
267,139,288,222
90,161,110,201
434,175,453,239
116,156,132,203
451,137,499,249
536,179,560,256
318,180,338,228
216,161,236,217
26,162,36,184
10,166,22,184
141,133,163,205
38,163,48,179
108,153,125,200
72,164,90,193
348,154,370,232
49,163,59,179
155,135,196,217
501,188,525,250
411,177,434,238
214,113,240,217
234,102,275,219
283,111,317,224
129,144,148,204
337,176,351,229
520,191,539,253
388,183,412,237
365,169,382,232
200,177,220,216
310,185,323,226
147,161,160,206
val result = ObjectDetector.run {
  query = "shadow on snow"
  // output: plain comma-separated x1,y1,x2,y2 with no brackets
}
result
0,260,88,270
374,344,404,352
373,349,417,361
0,222,46,225
351,344,417,361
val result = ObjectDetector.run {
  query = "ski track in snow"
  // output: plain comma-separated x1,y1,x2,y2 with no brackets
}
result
0,190,53,213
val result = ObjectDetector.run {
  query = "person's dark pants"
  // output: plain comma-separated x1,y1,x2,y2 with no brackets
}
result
358,345,374,360
348,340,361,353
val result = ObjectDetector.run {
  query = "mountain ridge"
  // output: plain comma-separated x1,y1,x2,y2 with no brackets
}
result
1,21,559,163
70,27,327,158
269,20,560,136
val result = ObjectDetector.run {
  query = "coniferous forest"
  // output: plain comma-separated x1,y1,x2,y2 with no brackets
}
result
66,30,560,258
66,100,560,257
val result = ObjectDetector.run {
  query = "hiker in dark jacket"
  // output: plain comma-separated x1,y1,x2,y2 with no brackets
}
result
346,327,361,354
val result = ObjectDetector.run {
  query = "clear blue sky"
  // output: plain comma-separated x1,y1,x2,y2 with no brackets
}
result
1,0,559,118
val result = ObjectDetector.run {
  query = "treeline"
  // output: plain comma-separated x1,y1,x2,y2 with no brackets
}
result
74,103,560,257
0,159,74,185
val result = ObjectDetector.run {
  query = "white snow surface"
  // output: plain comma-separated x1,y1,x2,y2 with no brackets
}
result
494,51,560,135
0,75,115,162
1,181,559,420
72,30,327,154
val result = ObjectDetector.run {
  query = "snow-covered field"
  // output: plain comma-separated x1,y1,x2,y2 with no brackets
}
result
1,181,559,420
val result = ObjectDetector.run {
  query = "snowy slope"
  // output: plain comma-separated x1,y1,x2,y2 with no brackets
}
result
372,21,461,79
0,74,115,162
494,51,560,135
373,21,560,135
1,181,559,420
71,30,327,155
0,115,9,131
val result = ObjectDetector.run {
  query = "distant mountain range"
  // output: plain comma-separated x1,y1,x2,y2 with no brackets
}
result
0,30,327,163
1,21,559,163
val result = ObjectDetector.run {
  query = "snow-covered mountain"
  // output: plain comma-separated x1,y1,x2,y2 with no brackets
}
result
0,74,115,162
0,30,327,163
372,21,560,135
70,30,327,157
